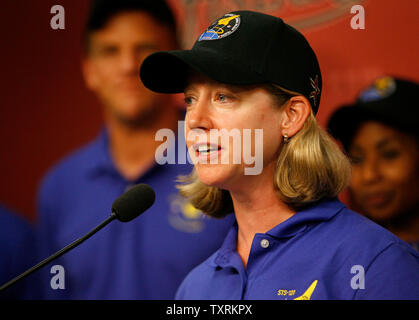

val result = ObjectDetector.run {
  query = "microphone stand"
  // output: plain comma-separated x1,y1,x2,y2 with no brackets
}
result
0,212,117,292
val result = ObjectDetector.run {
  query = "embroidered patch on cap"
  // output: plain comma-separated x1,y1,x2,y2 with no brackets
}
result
359,76,396,102
198,13,241,41
309,75,321,107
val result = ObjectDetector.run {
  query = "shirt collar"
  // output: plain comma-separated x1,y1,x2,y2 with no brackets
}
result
86,111,186,179
85,128,117,177
85,127,177,183
213,222,239,268
213,198,346,268
266,197,345,239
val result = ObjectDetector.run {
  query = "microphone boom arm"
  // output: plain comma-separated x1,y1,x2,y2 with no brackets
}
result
0,212,117,292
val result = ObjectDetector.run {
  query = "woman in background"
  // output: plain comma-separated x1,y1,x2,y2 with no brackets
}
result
328,76,419,250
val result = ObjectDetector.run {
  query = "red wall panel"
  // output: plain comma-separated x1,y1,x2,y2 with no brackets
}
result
0,0,418,222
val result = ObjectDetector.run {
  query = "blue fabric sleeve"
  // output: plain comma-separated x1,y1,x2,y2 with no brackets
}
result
354,243,419,300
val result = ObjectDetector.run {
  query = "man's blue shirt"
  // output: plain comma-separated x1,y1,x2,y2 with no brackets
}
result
0,205,39,299
37,129,234,299
176,198,419,300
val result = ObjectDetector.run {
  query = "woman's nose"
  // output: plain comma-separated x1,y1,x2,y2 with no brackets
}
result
187,101,213,131
360,157,381,184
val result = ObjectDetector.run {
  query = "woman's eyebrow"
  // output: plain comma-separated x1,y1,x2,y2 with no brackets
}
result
219,84,243,93
184,84,197,93
376,137,399,149
184,81,253,95
349,144,363,155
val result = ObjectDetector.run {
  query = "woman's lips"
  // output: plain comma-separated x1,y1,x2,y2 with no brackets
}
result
192,143,223,162
363,191,394,208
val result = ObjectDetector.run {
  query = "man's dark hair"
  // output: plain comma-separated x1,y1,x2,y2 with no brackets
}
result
84,0,177,52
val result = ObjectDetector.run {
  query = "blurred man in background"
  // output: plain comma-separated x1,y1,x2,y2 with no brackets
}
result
37,0,233,299
328,76,419,250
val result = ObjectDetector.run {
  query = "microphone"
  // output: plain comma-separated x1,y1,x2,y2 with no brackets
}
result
112,184,155,222
0,184,155,292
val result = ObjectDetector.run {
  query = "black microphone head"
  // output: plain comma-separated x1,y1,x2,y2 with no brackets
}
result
112,184,155,222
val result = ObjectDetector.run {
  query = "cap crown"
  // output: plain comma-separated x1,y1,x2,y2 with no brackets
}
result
193,11,322,111
140,10,322,113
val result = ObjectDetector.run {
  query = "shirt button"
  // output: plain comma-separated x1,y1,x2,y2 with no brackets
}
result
260,239,270,248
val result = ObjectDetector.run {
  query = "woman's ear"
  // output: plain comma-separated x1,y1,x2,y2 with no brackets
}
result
280,95,311,137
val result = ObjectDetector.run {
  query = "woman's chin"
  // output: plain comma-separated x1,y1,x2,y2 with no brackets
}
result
195,165,234,189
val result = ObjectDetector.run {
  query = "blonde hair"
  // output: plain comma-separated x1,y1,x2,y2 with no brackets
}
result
177,84,351,218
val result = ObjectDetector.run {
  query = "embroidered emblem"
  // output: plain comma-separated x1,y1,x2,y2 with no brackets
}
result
276,280,318,300
198,13,241,41
309,75,320,107
359,76,396,102
294,280,318,300
168,193,205,233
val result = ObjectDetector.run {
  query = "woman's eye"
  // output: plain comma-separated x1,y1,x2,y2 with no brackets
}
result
184,96,194,105
381,149,400,160
216,93,232,103
218,94,227,102
349,154,363,165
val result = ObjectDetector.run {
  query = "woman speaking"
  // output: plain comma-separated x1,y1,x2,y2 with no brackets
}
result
140,11,419,299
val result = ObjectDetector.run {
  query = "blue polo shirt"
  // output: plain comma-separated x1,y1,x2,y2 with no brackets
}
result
176,198,419,300
0,205,39,299
37,129,234,299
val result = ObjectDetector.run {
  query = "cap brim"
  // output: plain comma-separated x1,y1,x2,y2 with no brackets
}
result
139,48,266,94
328,105,377,150
327,102,412,150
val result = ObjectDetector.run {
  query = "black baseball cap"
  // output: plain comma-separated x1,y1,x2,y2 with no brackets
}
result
139,10,322,114
328,76,419,150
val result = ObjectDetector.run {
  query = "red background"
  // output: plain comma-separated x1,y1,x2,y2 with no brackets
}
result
0,0,418,222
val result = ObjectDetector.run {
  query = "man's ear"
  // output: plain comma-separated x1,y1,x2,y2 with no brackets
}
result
81,58,98,91
280,95,311,137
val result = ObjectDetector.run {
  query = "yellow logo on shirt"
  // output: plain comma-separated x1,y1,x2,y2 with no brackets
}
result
277,280,318,300
168,193,205,233
294,280,318,300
